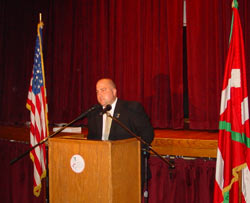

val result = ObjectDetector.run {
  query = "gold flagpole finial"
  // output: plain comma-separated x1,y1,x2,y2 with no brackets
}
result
232,0,238,9
39,13,42,22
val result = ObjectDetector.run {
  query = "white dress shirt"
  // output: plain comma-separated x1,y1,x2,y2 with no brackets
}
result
101,98,118,140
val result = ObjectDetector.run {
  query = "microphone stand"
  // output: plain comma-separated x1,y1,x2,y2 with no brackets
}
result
10,105,99,165
107,112,174,168
106,112,175,203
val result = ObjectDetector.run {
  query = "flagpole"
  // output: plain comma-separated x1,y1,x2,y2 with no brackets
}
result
238,170,242,203
37,13,49,137
232,2,242,202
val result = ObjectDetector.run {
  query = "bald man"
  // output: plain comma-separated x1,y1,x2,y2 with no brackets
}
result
87,78,154,192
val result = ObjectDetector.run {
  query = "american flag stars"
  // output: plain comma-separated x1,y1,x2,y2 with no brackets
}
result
32,46,44,95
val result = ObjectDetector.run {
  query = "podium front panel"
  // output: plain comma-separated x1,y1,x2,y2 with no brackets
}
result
49,137,140,203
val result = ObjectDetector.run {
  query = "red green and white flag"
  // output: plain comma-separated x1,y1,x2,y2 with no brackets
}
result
213,1,250,203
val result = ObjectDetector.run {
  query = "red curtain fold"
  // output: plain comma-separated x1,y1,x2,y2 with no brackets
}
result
0,140,45,203
147,156,216,203
186,0,228,130
0,0,183,128
0,0,50,125
141,0,183,128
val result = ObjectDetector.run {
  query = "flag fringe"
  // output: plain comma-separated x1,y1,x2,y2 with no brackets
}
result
222,163,247,196
33,169,47,197
30,152,47,197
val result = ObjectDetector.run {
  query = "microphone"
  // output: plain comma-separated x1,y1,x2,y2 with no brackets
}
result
100,104,112,116
76,104,101,120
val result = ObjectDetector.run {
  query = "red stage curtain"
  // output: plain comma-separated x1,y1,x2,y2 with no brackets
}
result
0,0,184,128
0,140,45,203
45,0,184,128
186,0,250,129
147,156,216,203
0,0,250,130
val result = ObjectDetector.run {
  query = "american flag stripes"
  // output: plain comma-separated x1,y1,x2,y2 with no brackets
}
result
26,21,48,197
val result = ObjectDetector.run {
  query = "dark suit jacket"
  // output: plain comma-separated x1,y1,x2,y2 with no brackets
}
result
87,99,154,145
87,99,154,189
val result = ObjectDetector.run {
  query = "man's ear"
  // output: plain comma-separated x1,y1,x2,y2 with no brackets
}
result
113,88,117,96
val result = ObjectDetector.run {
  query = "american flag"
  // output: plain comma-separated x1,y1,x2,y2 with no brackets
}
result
26,21,48,197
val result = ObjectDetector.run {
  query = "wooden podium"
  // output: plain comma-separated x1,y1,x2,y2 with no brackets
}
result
49,136,141,203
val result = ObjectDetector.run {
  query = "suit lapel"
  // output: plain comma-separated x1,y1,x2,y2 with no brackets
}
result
109,99,122,139
96,111,103,140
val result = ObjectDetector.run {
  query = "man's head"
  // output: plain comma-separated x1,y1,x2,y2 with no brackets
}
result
96,78,117,107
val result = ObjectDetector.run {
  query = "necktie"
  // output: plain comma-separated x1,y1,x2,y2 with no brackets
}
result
103,112,112,140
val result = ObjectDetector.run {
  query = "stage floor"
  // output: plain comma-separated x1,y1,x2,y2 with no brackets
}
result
0,125,218,158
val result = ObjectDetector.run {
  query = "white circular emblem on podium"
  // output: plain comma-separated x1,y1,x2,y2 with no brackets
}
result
70,154,85,173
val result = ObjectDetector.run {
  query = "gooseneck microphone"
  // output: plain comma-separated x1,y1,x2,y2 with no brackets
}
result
76,104,101,120
10,104,101,165
100,104,112,115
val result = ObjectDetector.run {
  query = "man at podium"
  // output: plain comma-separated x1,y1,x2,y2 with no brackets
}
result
87,78,154,192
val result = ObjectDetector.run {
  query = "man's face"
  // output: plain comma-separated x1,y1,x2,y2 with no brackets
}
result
96,79,117,107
